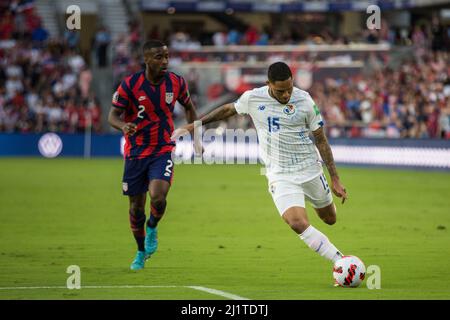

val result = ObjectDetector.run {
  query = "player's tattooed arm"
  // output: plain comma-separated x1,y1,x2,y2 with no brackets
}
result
313,127,348,203
313,127,338,178
108,107,137,136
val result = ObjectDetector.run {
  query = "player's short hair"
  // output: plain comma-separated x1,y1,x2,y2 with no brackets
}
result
268,62,292,83
142,39,166,54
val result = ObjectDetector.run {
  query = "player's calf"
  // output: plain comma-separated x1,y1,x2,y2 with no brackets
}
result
282,207,342,263
300,225,343,263
129,210,146,252
315,203,337,225
148,178,169,227
128,194,147,250
145,179,171,258
144,196,166,258
148,196,166,228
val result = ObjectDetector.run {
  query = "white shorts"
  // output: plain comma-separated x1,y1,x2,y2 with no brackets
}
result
268,171,333,216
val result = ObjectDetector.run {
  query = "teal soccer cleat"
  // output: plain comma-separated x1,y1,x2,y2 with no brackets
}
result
130,251,146,270
144,226,158,259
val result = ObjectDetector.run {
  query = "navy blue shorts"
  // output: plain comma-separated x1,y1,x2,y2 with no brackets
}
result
122,153,174,196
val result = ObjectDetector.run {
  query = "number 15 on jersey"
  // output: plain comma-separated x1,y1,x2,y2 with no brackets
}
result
268,117,280,133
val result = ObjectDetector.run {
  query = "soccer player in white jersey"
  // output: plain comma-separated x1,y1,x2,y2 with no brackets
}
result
172,62,348,274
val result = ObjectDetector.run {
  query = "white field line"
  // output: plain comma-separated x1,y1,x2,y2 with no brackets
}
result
186,286,249,300
0,285,249,300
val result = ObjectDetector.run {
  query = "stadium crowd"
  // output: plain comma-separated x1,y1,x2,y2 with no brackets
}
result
312,50,450,139
217,50,450,139
144,15,449,50
1,0,449,139
0,0,102,133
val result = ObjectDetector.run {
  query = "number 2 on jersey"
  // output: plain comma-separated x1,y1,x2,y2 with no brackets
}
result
137,105,145,119
268,117,280,133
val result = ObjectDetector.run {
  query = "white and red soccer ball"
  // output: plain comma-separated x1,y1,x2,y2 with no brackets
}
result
333,255,366,288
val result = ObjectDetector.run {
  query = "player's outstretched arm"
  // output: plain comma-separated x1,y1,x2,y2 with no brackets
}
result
171,103,237,140
312,127,348,204
108,106,137,136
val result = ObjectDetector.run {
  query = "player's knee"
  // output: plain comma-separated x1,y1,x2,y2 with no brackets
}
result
317,204,336,225
323,214,336,225
151,196,166,209
283,215,309,234
129,203,145,216
150,195,167,217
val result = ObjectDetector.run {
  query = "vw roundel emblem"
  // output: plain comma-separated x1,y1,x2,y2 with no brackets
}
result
38,133,63,158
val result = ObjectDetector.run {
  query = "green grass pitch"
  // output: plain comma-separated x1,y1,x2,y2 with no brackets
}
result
0,158,449,300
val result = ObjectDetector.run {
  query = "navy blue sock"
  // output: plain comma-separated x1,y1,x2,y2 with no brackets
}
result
147,213,161,229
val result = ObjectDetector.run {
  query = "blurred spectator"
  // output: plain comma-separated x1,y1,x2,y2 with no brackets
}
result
64,30,80,50
256,28,270,46
148,25,160,40
439,104,450,138
128,20,141,52
79,65,92,99
170,29,201,51
227,28,242,45
431,16,445,52
244,25,259,45
94,26,111,68
31,20,48,44
0,11,15,40
212,29,227,47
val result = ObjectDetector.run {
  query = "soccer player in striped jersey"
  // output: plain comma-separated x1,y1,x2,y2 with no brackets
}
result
108,40,198,270
173,62,348,281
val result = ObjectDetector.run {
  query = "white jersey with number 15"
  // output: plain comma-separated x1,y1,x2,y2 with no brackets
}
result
234,85,324,181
